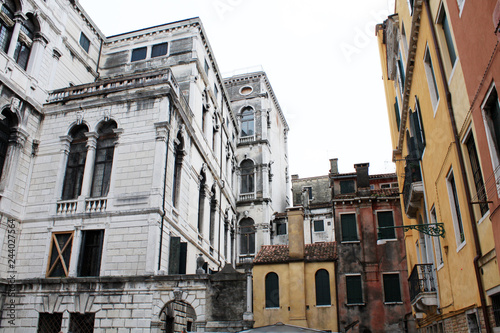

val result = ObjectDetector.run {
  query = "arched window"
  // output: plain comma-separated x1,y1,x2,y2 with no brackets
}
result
62,125,89,200
315,269,331,306
240,159,254,194
265,272,279,308
172,131,184,208
14,14,36,70
0,1,15,53
0,109,16,179
240,107,254,137
90,120,117,197
209,185,216,247
239,218,255,255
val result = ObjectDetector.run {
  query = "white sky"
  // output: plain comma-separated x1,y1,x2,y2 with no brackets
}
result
79,0,396,178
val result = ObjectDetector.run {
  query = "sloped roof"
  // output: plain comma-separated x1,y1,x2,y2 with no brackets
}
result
253,242,336,264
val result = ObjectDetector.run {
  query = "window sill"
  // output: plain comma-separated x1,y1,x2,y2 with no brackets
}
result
346,303,365,307
456,240,466,253
478,211,490,225
265,307,280,310
341,240,360,244
384,301,403,305
316,304,331,308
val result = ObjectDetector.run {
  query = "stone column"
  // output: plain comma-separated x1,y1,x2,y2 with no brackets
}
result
7,16,22,59
77,132,97,211
104,128,122,208
243,269,254,321
26,32,48,77
0,127,28,193
152,122,169,208
47,48,62,89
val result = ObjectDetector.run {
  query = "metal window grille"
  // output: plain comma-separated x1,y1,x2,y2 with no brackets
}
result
37,313,62,333
69,313,95,333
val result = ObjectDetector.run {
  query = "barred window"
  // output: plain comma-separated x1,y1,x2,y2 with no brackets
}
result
69,313,95,333
37,313,62,333
151,42,168,58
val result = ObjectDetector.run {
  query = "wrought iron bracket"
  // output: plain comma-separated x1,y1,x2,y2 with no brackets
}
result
378,223,445,238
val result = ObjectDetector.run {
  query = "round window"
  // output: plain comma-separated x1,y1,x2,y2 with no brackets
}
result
240,86,253,95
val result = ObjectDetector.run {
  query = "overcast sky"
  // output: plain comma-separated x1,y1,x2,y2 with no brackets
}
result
79,0,396,178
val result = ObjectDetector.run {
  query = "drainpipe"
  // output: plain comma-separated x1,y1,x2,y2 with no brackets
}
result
158,99,172,271
423,1,492,332
95,38,103,81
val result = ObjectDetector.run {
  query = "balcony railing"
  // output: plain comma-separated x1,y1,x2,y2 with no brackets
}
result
403,158,423,218
57,199,78,214
409,263,436,303
239,136,255,144
239,193,255,201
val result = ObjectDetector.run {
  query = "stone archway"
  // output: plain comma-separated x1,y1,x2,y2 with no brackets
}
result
160,300,197,333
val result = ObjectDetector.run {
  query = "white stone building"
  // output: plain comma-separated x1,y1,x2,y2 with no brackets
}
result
0,0,290,332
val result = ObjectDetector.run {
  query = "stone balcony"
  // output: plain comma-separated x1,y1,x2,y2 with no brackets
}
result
403,159,423,219
408,263,438,318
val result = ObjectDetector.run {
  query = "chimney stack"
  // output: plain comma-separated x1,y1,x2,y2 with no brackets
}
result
330,158,339,175
354,163,370,190
287,207,305,260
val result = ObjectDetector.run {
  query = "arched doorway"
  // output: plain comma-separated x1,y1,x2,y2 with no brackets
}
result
160,300,196,333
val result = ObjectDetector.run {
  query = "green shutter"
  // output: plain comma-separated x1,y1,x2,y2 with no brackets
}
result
378,211,395,239
346,275,362,304
315,269,331,306
383,274,402,302
341,214,358,241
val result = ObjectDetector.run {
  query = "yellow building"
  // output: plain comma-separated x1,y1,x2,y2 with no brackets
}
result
252,207,337,331
376,0,500,331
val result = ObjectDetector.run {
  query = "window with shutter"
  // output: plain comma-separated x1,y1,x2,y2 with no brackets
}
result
315,269,331,306
377,211,396,240
341,213,358,242
265,272,279,308
383,273,402,303
346,275,363,304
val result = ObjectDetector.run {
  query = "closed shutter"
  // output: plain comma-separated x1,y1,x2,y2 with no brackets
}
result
341,214,358,241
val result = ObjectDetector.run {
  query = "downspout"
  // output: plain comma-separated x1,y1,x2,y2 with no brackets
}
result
158,99,172,271
423,2,492,332
218,116,223,268
94,38,103,81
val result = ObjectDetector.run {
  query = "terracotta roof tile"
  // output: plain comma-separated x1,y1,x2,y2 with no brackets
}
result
253,242,336,264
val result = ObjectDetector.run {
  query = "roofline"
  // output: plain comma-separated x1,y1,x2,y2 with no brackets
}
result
224,71,289,132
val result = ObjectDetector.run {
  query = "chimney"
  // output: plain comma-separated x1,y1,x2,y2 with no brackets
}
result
291,174,299,181
330,158,339,175
354,163,370,190
287,207,304,260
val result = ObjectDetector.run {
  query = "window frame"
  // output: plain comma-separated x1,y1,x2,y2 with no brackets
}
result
481,83,500,198
151,42,168,58
79,32,90,53
47,231,74,278
313,219,325,232
240,159,255,194
240,107,255,138
340,180,355,194
345,274,363,305
377,210,397,240
382,273,403,303
340,213,358,242
265,272,280,308
77,229,104,277
430,205,444,269
423,45,440,114
239,218,255,255
436,3,458,76
446,168,466,249
131,46,147,62
315,269,331,306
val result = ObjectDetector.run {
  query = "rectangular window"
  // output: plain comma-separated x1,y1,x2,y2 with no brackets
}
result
304,186,313,199
491,294,500,327
313,220,325,232
377,211,396,240
430,206,444,266
69,313,95,333
383,273,402,303
407,0,414,15
340,180,355,194
204,59,209,75
466,312,480,333
394,97,401,130
168,236,187,274
38,313,63,332
447,170,465,246
341,213,358,242
482,85,500,194
78,230,104,277
424,46,440,111
438,6,457,67
47,232,73,277
131,47,147,62
276,221,287,235
346,275,363,304
214,84,219,99
79,32,90,53
151,42,168,58
465,133,488,217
